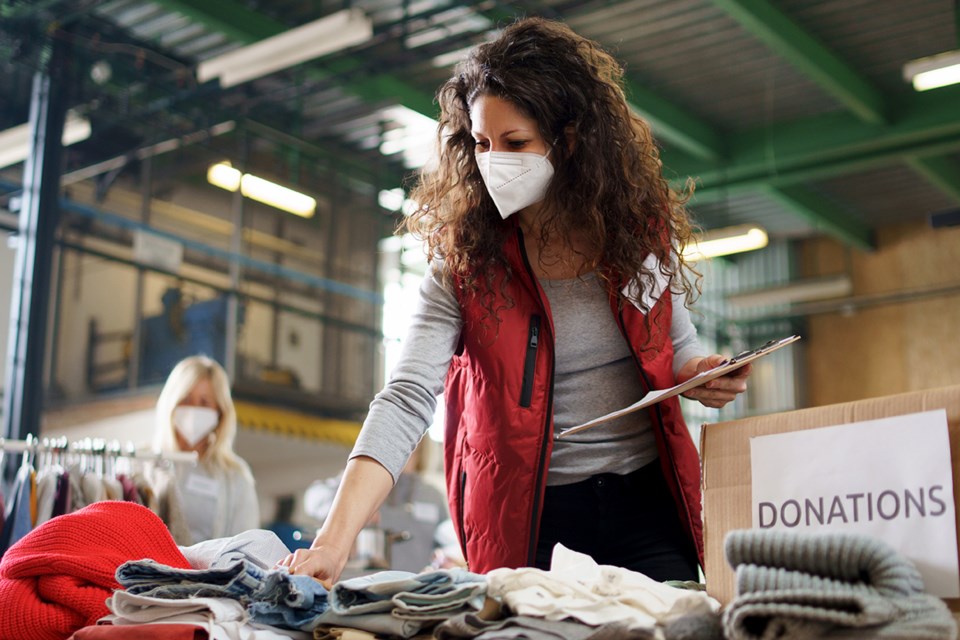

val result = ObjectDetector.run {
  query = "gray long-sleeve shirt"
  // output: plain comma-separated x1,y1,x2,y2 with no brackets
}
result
351,263,705,485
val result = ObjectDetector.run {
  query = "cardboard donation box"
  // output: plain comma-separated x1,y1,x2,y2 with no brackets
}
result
700,384,960,610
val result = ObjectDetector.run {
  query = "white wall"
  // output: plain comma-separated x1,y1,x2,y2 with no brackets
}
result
276,293,324,392
53,248,137,397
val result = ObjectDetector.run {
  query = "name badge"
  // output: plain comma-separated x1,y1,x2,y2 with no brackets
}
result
621,253,671,312
184,472,219,498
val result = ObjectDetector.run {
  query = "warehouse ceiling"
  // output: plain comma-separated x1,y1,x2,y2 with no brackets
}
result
1,0,959,251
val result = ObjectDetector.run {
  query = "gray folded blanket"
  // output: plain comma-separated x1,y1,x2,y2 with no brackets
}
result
722,529,957,640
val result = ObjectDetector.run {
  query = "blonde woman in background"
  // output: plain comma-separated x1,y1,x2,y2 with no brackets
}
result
154,355,260,543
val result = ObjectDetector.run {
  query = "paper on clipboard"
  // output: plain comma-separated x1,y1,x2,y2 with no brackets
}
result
557,334,801,438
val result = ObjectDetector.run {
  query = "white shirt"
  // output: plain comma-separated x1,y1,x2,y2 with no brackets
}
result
176,460,260,542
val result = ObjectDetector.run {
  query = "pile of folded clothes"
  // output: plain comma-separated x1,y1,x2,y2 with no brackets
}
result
0,500,727,640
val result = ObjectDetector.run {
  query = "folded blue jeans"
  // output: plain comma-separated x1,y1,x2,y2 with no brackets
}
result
116,558,267,601
330,569,487,620
116,558,330,630
246,573,332,629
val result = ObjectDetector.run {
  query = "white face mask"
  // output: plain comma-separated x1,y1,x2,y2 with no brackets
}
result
173,405,220,447
475,149,554,219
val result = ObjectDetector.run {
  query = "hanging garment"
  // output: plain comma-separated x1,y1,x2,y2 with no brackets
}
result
34,468,59,526
0,464,34,555
0,501,191,640
28,469,37,528
81,471,106,504
144,465,193,545
723,529,958,640
67,463,88,513
52,470,71,518
103,475,124,501
118,473,141,505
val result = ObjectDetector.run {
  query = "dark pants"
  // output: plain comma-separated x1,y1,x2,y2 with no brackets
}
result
534,461,698,582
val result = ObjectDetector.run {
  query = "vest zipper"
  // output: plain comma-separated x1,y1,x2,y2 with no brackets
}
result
457,469,468,564
520,315,540,407
516,227,555,567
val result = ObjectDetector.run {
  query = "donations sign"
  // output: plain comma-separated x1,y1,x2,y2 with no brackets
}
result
750,409,960,597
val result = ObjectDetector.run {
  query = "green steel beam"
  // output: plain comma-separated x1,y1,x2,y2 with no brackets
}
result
148,0,959,246
708,0,888,124
761,185,874,250
154,0,437,119
903,155,960,204
319,58,437,117
152,0,281,42
166,0,717,155
623,79,724,161
666,85,960,197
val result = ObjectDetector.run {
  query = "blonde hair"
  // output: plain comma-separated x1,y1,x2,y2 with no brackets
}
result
154,355,248,476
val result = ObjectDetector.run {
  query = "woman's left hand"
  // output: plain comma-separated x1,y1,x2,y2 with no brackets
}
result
677,354,752,409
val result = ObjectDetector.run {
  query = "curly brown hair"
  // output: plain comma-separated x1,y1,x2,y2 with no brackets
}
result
404,17,700,313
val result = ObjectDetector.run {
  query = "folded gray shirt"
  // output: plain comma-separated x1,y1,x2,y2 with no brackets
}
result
352,263,704,485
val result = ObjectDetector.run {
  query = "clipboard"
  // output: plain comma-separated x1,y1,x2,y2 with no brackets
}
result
557,334,801,439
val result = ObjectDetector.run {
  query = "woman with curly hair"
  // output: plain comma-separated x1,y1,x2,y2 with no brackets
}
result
281,17,750,582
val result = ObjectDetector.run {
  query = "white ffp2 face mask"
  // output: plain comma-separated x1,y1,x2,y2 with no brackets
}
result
173,405,220,447
475,149,554,219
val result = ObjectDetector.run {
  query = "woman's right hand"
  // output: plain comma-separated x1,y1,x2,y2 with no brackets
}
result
275,456,396,587
276,538,350,588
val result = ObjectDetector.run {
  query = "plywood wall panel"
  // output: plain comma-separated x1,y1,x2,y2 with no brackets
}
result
801,222,960,407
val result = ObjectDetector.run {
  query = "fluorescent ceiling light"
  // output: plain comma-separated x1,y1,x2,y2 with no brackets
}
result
903,50,960,91
378,105,439,170
197,9,373,88
683,225,768,261
207,162,316,218
378,188,406,211
377,188,420,216
431,45,476,69
0,112,92,169
727,274,853,309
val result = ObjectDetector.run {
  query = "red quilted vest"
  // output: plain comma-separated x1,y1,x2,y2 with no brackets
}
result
443,227,704,573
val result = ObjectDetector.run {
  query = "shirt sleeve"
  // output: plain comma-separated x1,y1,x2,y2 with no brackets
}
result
670,280,706,378
350,263,463,482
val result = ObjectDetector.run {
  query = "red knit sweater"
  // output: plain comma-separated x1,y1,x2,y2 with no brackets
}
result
0,500,191,640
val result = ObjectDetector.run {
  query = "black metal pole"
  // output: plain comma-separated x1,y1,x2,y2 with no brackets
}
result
2,38,68,442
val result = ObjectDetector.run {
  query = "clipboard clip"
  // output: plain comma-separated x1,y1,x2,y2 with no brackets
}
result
726,335,798,367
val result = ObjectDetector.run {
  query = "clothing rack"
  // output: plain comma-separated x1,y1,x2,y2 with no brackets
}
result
0,435,198,464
